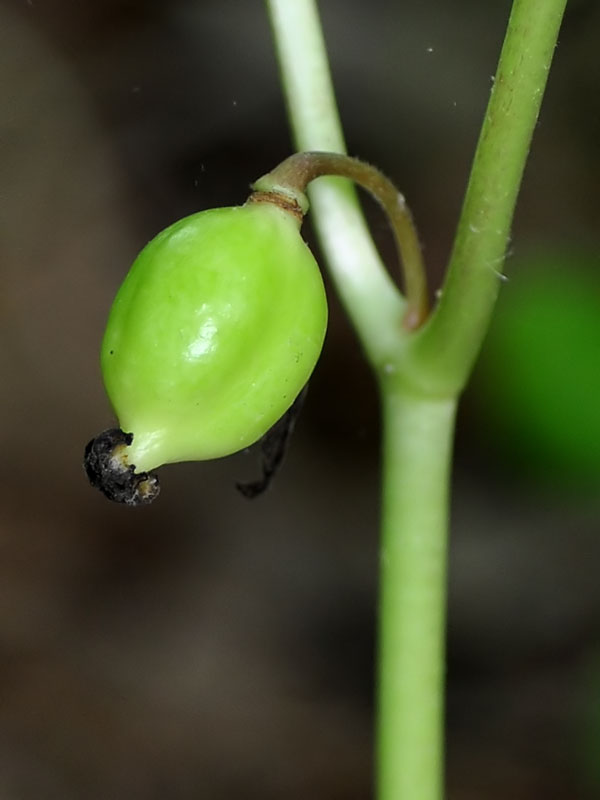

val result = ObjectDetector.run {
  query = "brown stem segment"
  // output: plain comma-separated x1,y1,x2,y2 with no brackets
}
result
251,152,428,329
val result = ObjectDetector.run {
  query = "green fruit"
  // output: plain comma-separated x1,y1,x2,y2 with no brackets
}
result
100,201,327,473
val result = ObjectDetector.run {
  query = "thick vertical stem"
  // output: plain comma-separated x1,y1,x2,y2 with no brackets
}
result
265,2,568,800
377,388,456,800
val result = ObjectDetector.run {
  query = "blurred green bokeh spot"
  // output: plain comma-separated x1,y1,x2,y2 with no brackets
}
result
472,250,600,488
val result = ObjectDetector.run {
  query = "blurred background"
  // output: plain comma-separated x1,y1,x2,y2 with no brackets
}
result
1,0,599,797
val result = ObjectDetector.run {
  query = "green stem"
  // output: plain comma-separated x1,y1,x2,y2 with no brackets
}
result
407,0,568,396
265,0,408,368
253,151,429,328
378,387,456,800
265,1,568,799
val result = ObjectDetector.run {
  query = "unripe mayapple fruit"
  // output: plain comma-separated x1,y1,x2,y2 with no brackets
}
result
86,151,426,504
97,198,327,491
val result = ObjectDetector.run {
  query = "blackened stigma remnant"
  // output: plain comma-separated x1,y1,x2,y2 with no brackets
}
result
85,383,308,504
84,429,160,505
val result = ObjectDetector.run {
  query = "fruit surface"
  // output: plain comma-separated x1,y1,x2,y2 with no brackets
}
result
101,202,327,472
